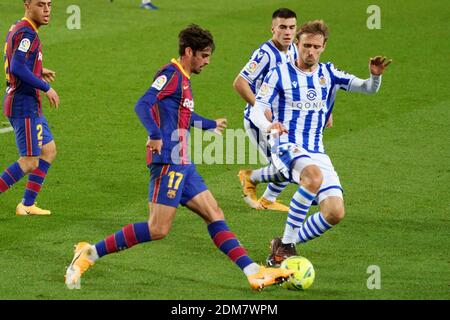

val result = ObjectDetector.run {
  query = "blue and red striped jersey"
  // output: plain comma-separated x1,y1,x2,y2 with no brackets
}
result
136,59,196,165
3,18,49,118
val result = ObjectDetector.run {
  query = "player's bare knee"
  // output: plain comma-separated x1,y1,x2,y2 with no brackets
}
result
42,145,57,163
150,226,170,240
325,205,345,225
301,166,323,193
47,148,57,162
18,157,39,173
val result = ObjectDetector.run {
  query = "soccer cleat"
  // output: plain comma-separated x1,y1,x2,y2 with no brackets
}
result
266,237,297,267
65,242,96,289
257,197,289,212
237,169,260,209
247,266,294,290
16,202,51,216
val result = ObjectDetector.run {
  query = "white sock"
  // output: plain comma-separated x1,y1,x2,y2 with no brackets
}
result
282,223,298,244
262,181,289,202
243,262,261,276
90,245,100,262
250,165,286,184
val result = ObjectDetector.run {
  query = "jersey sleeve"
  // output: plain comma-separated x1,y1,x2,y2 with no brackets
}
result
147,69,180,101
254,68,280,108
190,112,217,130
10,31,50,92
239,49,270,85
327,63,356,91
134,68,179,139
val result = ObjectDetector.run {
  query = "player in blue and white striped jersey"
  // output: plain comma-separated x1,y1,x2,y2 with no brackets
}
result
249,20,392,266
234,8,298,212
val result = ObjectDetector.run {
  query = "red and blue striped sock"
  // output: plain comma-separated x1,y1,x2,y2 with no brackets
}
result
0,162,25,194
208,220,254,270
22,159,51,206
94,222,151,257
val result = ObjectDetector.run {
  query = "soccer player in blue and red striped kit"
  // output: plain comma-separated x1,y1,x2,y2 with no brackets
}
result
1,0,60,215
65,24,293,290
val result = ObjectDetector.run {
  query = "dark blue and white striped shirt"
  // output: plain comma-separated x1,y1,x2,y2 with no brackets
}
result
255,61,355,153
239,40,298,119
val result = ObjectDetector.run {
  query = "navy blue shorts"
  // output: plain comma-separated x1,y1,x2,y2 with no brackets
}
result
148,163,208,208
9,116,53,157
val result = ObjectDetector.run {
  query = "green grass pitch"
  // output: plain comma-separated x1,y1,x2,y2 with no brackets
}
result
0,0,448,300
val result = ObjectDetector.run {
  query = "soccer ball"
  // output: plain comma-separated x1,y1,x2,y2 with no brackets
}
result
280,256,315,290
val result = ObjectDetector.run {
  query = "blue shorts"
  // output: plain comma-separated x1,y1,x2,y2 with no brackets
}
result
9,116,54,157
148,163,208,208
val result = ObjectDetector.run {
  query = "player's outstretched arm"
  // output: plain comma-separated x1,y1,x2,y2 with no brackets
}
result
348,56,392,94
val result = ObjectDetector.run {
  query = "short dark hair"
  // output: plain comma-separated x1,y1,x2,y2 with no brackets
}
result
272,8,297,20
296,20,329,43
178,24,215,56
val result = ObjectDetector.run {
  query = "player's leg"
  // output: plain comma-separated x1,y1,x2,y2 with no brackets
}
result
267,146,323,266
182,165,293,289
64,164,180,289
0,155,30,195
296,196,344,244
64,202,177,289
294,196,343,245
239,118,289,211
237,119,261,207
248,118,290,211
18,117,56,215
0,118,39,204
296,156,345,244
275,155,343,261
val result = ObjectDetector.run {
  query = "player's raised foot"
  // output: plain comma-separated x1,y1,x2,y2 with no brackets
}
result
237,169,260,209
266,237,297,267
257,197,289,212
65,242,96,289
247,266,294,290
16,202,51,216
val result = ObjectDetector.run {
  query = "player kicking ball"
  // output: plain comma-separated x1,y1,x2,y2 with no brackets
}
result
65,24,293,290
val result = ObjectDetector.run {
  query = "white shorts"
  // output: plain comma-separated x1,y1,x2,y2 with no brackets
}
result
270,142,343,203
244,117,271,162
